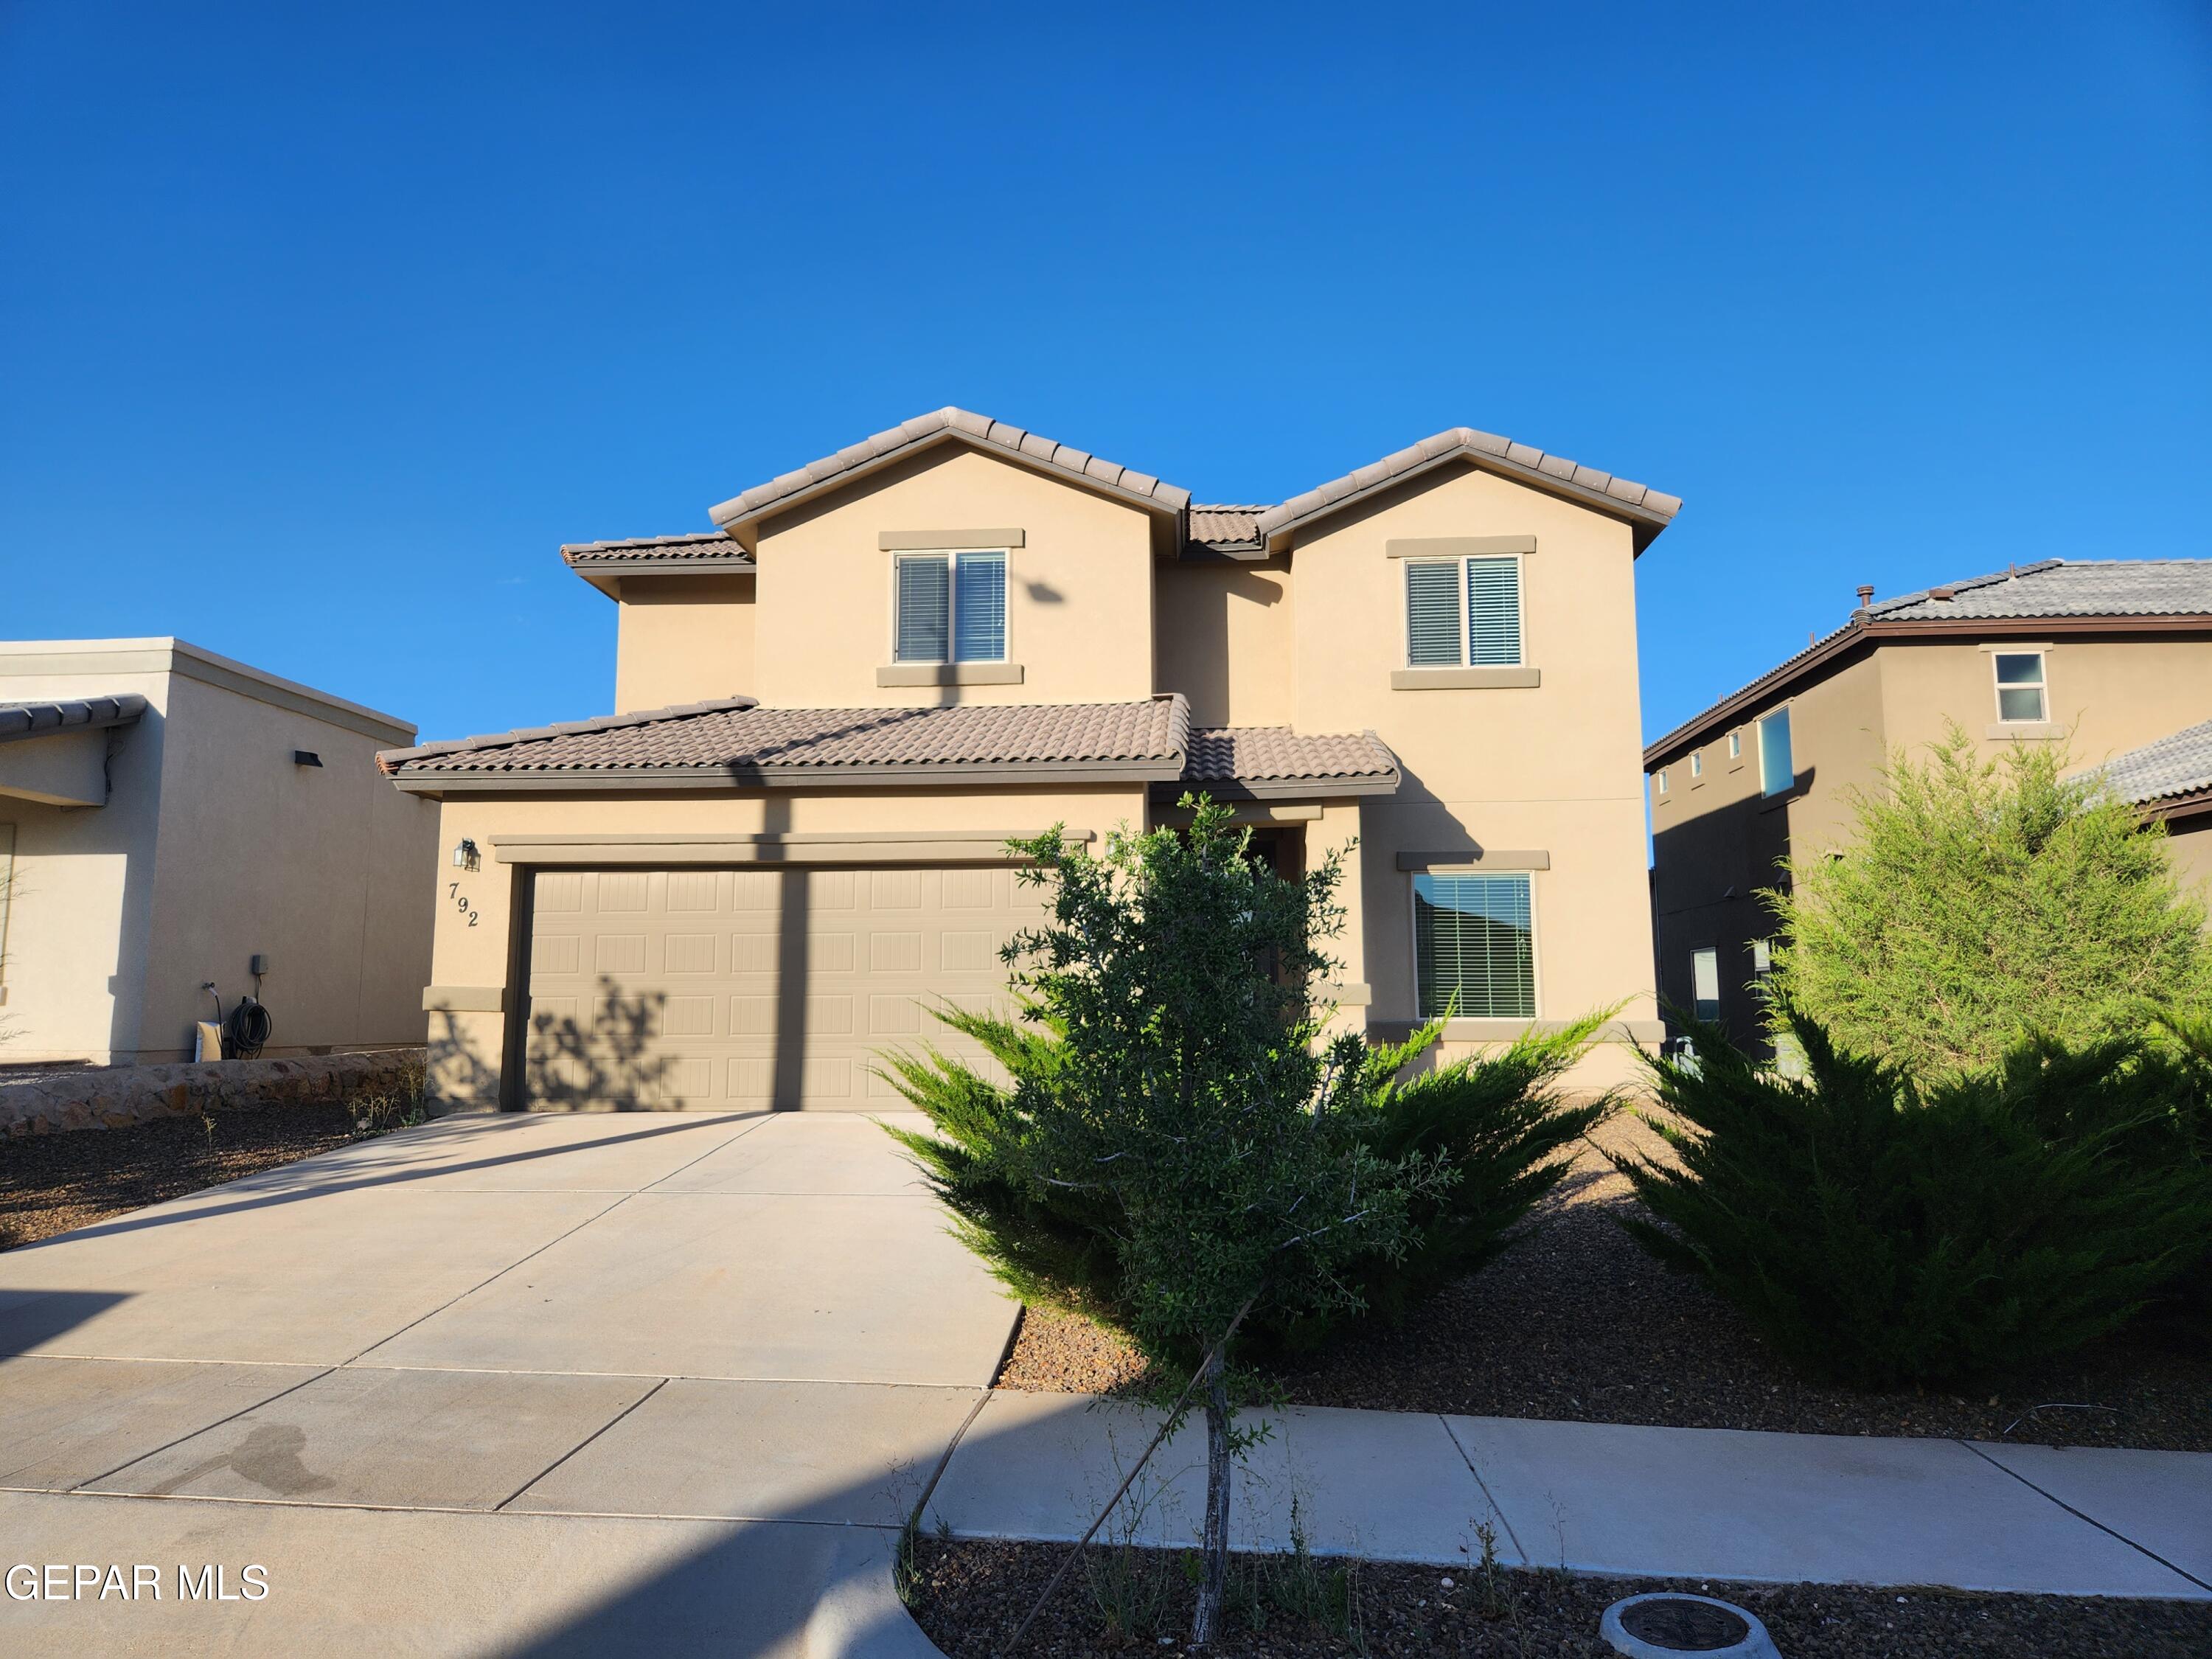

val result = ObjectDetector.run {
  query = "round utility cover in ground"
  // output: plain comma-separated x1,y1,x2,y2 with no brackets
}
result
1600,1592,1782,1658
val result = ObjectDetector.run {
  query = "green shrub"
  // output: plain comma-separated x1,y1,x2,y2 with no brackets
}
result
882,1001,1612,1358
1766,728,2212,1076
1613,1010,2212,1391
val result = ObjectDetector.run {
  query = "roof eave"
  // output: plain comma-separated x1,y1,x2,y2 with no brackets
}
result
1152,772,1402,801
561,554,759,601
387,757,1186,796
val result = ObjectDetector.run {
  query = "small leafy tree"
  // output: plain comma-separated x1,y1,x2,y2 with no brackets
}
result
891,799,1441,1645
1767,727,2212,1074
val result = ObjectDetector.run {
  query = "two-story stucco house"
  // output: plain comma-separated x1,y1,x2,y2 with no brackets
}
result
381,410,1679,1111
1644,558,2212,1052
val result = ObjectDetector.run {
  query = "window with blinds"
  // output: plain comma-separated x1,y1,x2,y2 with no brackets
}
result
1405,561,1462,666
1413,872,1536,1019
894,552,1006,662
1404,555,1523,668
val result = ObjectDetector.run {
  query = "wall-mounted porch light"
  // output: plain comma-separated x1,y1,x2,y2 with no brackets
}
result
452,838,481,872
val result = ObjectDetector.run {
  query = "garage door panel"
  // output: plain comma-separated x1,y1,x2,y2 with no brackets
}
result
526,864,1042,1110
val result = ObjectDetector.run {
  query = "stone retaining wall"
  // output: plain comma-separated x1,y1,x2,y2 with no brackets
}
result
0,1049,428,1138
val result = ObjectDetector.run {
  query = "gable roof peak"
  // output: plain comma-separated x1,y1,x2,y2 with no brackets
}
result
707,407,1191,546
1254,425,1681,554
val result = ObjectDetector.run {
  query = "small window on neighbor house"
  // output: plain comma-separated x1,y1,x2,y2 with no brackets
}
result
1413,872,1536,1019
1750,937,1772,975
895,551,1006,663
1993,652,2047,723
1405,556,1523,668
1728,731,1742,759
1758,708,1795,798
1655,770,1669,796
1690,751,1703,778
1691,947,1722,1022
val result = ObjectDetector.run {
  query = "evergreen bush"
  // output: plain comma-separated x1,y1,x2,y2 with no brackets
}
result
1613,1009,2212,1390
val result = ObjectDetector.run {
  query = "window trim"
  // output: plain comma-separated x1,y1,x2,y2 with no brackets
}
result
1400,552,1526,672
891,547,1009,665
1689,751,1703,778
1655,769,1669,796
1727,731,1742,760
1409,869,1541,1023
1990,649,2049,726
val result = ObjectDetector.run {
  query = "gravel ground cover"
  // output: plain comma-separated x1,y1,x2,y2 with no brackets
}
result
905,1537,2212,1658
995,1116,2212,1453
0,1101,397,1249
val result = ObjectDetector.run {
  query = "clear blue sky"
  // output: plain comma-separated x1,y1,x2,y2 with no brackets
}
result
4,1,2207,750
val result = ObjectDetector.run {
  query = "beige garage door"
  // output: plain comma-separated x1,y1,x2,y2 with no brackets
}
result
522,865,1044,1110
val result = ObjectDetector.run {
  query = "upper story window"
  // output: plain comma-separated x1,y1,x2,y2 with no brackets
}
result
1993,651,2047,723
1655,769,1669,796
1758,706,1795,798
1728,731,1742,759
1405,555,1522,669
895,551,1006,663
1690,751,1703,778
1413,872,1536,1019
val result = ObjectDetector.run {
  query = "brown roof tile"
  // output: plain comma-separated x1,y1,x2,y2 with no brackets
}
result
1183,727,1399,798
382,696,1191,787
560,532,754,568
708,408,1192,536
1253,427,1680,552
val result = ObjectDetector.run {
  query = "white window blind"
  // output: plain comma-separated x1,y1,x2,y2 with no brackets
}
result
1466,557,1522,665
894,557,950,662
953,552,1006,661
1413,872,1535,1019
1405,562,1462,667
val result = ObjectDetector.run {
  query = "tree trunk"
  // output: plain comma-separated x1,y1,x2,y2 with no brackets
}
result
1191,1348,1231,1646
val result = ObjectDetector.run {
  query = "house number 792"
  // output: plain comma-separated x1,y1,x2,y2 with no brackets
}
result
446,883,479,927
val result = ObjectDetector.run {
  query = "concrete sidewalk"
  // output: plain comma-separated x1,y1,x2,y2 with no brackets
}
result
925,1391,2212,1601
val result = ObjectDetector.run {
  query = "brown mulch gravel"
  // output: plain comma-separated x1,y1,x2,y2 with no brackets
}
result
905,1537,2212,1659
0,1102,393,1250
995,1115,2212,1453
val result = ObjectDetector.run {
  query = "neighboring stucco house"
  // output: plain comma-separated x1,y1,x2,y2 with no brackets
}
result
0,638,438,1066
2097,716,2212,894
381,408,1680,1112
1644,559,2212,1049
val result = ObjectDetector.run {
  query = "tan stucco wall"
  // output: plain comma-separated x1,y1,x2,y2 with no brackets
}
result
2164,816,2212,900
1153,557,1293,727
419,784,1151,1110
1649,631,2212,1048
0,641,437,1065
1284,463,1660,1065
613,573,757,713
745,446,1157,709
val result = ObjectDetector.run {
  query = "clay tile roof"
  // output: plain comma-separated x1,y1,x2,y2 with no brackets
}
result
1178,727,1400,799
0,693,148,744
560,532,754,569
1865,559,2212,622
380,695,1192,787
1188,504,1268,552
2092,716,2212,810
1645,557,2212,768
1253,427,1680,552
709,408,1192,535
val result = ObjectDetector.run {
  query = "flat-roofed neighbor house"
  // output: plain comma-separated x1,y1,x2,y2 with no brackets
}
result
0,639,439,1065
1644,559,2212,1051
381,408,1681,1112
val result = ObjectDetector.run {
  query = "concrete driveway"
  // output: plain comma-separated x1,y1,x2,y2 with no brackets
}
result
0,1110,1015,1656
